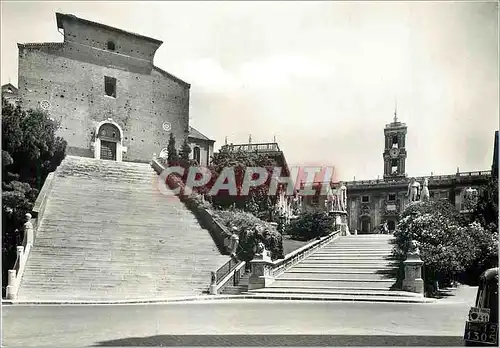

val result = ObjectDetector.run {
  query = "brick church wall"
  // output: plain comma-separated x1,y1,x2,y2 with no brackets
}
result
17,14,190,163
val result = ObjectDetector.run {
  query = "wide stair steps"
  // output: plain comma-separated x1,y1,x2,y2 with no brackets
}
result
247,235,427,302
16,155,227,302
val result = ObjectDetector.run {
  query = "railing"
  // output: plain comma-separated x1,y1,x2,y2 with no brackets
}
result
216,257,240,282
269,229,341,279
211,259,246,295
211,225,342,294
344,170,491,188
220,142,281,153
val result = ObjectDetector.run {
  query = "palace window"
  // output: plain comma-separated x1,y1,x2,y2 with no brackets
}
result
388,193,396,202
107,40,116,51
104,76,116,98
362,195,370,203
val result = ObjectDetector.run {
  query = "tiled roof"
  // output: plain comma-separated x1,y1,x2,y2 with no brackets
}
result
189,127,215,142
2,83,18,93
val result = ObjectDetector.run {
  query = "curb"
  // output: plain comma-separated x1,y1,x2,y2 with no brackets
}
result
2,294,435,305
1,295,245,305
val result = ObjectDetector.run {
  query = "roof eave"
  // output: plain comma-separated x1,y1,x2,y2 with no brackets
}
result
153,66,190,88
188,135,215,143
55,12,163,46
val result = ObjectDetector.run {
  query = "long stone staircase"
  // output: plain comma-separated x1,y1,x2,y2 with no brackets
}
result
247,235,428,302
16,156,227,302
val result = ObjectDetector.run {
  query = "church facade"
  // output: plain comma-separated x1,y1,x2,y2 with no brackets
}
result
301,113,493,234
14,13,202,163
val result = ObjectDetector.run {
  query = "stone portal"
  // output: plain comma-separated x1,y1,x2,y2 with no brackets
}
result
93,119,126,162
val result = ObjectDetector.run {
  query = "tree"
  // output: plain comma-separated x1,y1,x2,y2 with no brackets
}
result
207,149,280,217
179,138,192,161
394,200,498,294
471,176,498,233
214,209,284,261
166,133,178,165
460,176,500,284
286,211,335,241
178,138,195,168
2,98,67,297
2,99,67,189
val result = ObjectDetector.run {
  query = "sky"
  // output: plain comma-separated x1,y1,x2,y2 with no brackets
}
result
1,1,498,181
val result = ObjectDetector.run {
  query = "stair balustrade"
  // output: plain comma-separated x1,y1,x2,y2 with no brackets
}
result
210,259,246,295
248,229,341,290
5,172,55,300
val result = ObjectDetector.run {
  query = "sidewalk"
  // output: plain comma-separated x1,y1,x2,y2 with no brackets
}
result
433,284,478,306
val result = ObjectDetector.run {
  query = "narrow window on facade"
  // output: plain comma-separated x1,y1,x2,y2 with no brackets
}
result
104,76,117,98
107,40,116,51
392,135,398,148
391,159,398,174
193,147,201,164
362,195,370,203
388,193,396,202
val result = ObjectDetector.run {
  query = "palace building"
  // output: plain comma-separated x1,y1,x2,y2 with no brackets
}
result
301,112,494,234
9,12,213,163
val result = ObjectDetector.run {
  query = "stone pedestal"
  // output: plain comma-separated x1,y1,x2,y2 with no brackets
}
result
329,210,350,236
248,253,274,290
209,271,218,295
402,253,424,295
6,269,16,300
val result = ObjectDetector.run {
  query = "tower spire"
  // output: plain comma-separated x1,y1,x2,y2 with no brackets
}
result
393,99,398,123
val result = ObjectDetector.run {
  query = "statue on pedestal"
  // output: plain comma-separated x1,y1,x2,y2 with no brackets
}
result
337,182,347,212
325,184,336,213
407,178,421,203
420,178,430,202
463,187,479,211
255,242,265,255
409,239,420,256
291,190,302,215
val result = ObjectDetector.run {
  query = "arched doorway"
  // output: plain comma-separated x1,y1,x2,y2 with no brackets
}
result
94,120,125,161
360,216,371,234
193,146,201,165
387,220,396,232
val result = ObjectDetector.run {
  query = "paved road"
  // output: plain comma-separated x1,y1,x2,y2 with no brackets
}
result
2,295,475,347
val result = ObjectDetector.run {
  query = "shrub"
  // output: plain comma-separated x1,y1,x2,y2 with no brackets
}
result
213,209,284,261
394,200,498,294
285,211,335,241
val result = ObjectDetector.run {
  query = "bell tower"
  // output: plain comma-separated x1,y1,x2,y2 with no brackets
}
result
383,106,407,180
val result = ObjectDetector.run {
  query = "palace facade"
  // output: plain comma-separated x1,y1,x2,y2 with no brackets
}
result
301,113,494,234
